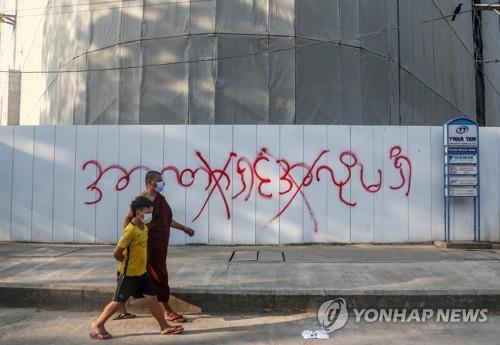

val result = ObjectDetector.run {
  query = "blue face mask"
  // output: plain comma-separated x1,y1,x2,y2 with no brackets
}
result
154,181,165,193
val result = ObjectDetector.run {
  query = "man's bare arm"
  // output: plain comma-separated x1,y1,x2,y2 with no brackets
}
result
122,207,133,229
171,219,195,237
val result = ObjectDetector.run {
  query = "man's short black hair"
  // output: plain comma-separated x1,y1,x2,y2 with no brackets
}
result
145,170,161,186
130,196,153,216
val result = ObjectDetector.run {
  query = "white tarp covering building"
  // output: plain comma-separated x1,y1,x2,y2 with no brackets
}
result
0,0,499,126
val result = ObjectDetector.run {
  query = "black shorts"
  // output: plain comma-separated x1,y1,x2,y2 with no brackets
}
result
113,272,157,303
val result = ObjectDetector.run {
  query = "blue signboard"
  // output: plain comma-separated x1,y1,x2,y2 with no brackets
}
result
443,118,480,241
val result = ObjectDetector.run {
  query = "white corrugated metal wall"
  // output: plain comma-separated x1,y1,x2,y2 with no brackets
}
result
0,125,498,244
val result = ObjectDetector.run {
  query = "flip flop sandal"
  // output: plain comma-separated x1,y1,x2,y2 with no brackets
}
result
161,326,184,335
166,315,187,323
89,331,113,340
113,312,136,320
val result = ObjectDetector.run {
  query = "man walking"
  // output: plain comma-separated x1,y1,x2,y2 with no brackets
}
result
116,170,194,323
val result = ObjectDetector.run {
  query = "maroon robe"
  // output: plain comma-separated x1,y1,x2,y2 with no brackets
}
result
146,193,172,302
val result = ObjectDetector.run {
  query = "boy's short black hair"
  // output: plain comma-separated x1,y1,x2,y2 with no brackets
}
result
130,196,153,216
145,170,161,185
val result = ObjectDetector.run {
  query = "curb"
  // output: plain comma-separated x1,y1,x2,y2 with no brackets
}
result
1,285,499,313
433,241,500,249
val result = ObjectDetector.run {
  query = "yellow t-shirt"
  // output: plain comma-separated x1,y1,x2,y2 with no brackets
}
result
117,222,148,276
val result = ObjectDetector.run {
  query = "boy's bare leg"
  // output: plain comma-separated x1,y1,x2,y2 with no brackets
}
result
116,304,129,315
91,301,123,336
143,295,184,334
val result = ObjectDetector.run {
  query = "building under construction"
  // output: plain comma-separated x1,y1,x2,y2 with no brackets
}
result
0,0,499,126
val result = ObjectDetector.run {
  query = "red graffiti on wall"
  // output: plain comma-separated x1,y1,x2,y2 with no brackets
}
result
82,146,412,232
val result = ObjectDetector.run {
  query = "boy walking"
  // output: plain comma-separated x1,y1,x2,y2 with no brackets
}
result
89,196,184,340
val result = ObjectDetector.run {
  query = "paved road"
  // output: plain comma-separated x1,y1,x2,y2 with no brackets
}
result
0,307,498,345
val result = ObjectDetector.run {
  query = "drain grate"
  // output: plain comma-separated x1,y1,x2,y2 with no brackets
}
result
229,250,285,262
258,250,285,262
230,251,258,262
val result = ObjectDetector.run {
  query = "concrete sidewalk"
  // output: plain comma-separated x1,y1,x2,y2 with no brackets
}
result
0,243,499,312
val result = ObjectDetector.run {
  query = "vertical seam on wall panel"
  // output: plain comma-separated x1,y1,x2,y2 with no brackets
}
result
254,125,257,245
30,127,35,241
428,126,432,241
213,0,218,124
138,0,145,125
397,0,401,125
267,39,270,124
372,127,375,243
406,126,410,242
338,0,344,123
72,126,78,243
323,125,327,242
496,127,500,241
497,128,500,241
116,126,121,243
266,0,270,124
139,126,143,190
94,127,99,243
184,125,187,244
209,125,211,244
325,126,329,242
302,126,304,243
9,127,15,241
231,125,234,244
162,125,165,176
430,127,434,239
188,0,192,124
187,0,191,126
188,0,192,36
357,0,361,124
293,0,297,124
117,0,123,125
51,127,56,242
278,125,281,244
348,125,352,243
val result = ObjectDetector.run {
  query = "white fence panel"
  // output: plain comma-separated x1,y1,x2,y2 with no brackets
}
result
74,126,98,243
351,126,374,243
95,126,120,243
325,126,351,243
303,125,327,243
186,125,210,244
382,126,409,243
208,125,233,244
53,126,77,243
408,126,432,242
430,127,445,241
479,127,500,241
279,125,304,244
117,126,142,239
11,126,34,241
255,126,280,244
164,125,187,245
0,124,497,245
232,125,257,244
0,126,13,241
32,126,55,242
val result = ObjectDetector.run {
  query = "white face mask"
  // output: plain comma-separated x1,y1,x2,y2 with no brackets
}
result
154,181,165,193
142,212,153,224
